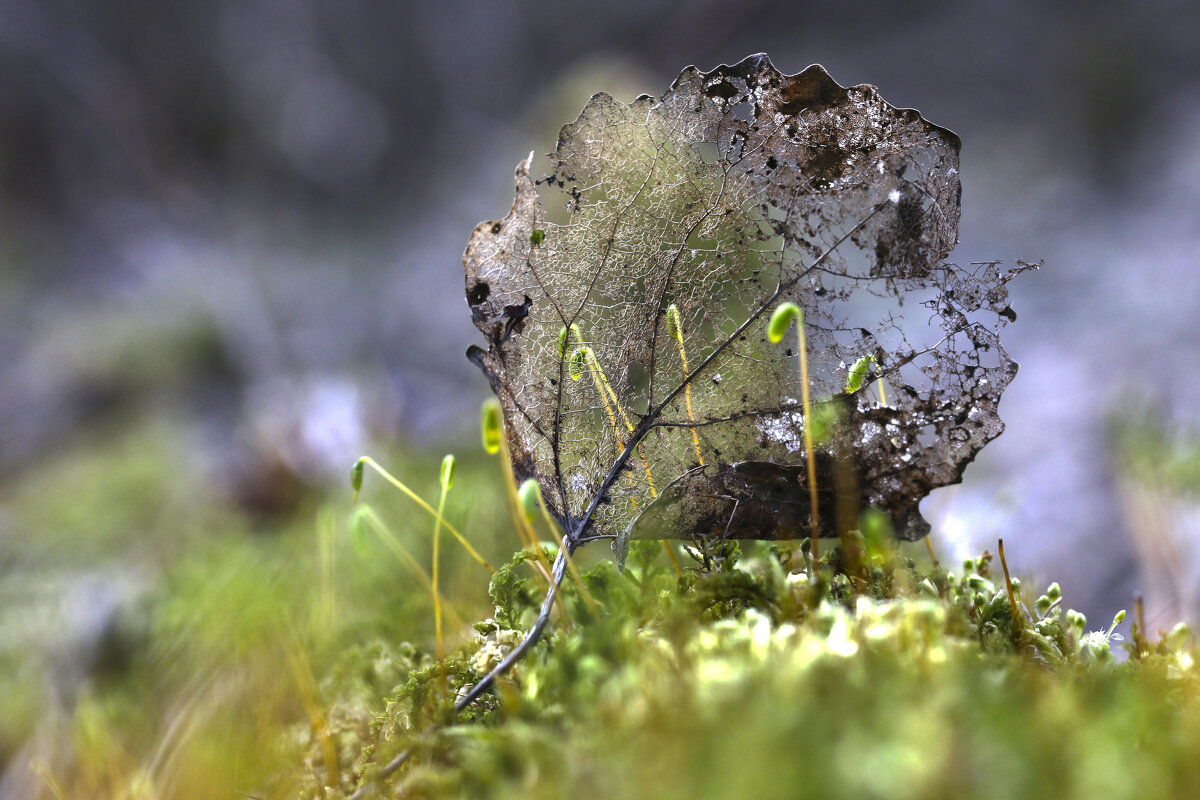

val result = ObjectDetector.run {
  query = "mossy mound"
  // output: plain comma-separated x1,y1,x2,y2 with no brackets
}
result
297,541,1199,800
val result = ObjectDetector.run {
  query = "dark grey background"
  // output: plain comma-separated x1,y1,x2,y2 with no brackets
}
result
3,0,1199,630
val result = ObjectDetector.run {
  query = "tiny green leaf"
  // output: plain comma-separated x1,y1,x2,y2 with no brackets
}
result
530,228,545,245
518,478,541,523
481,399,503,454
439,454,456,492
666,304,684,344
767,302,801,343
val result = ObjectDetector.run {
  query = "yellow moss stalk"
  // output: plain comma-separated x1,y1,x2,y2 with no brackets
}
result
283,626,339,787
352,456,495,573
570,344,680,574
432,454,456,697
768,302,821,565
485,402,572,624
351,505,467,630
667,304,705,467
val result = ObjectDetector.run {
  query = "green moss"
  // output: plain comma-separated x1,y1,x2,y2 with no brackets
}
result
300,541,1199,799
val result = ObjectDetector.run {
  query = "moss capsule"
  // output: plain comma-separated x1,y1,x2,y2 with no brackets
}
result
845,355,876,393
666,304,684,344
767,302,802,343
351,458,365,500
482,399,503,454
439,454,456,492
518,478,541,523
569,346,589,381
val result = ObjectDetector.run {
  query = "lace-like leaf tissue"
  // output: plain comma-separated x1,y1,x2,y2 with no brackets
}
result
463,54,1028,563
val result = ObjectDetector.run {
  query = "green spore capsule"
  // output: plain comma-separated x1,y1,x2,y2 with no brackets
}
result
845,355,877,393
767,302,802,343
569,346,590,381
518,478,541,523
351,458,365,501
439,454,456,492
481,399,503,455
666,303,684,344
530,228,545,246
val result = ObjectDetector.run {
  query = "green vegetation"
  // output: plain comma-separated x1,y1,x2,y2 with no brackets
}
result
299,527,1200,800
3,412,1200,800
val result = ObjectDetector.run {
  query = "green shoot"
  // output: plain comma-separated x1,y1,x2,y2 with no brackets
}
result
844,355,875,394
432,454,456,697
767,302,821,565
558,323,582,358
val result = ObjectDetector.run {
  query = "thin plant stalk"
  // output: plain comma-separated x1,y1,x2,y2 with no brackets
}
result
496,436,560,589
580,347,659,498
353,506,467,629
431,455,455,698
667,304,705,467
495,436,573,625
354,457,495,573
1134,593,1146,657
796,317,821,564
768,303,820,568
925,535,939,568
998,538,1021,633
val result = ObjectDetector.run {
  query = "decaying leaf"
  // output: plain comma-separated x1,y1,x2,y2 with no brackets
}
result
464,54,1028,565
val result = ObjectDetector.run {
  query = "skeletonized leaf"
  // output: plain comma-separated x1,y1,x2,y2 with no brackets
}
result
464,54,1028,563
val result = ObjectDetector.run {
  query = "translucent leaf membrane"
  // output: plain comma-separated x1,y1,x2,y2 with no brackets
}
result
464,54,1027,557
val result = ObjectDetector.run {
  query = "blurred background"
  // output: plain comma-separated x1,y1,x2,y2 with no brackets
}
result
2,0,1200,792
